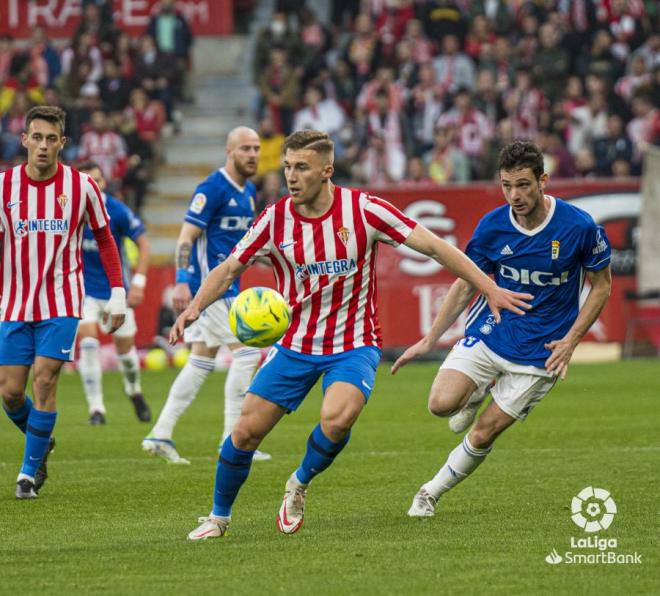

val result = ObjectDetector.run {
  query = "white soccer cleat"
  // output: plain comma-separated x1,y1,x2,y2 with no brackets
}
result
448,383,492,433
253,449,272,462
142,437,190,464
276,476,307,534
407,487,438,517
187,515,230,541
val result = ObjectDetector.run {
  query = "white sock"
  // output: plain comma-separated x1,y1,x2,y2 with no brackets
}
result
150,355,214,440
222,347,261,440
117,347,142,396
79,337,105,414
424,435,492,498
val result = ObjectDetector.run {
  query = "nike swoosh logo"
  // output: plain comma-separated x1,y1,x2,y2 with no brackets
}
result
361,380,372,390
281,498,293,526
61,349,71,354
29,456,40,461
6,201,19,209
278,241,295,250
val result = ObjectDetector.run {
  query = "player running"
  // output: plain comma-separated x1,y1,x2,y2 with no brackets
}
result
142,126,270,464
0,106,126,499
77,161,152,425
392,140,612,517
170,130,533,540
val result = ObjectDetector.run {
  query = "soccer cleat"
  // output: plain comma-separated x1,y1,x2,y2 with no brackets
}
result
276,476,307,534
142,437,190,464
187,515,229,541
89,411,106,425
448,383,492,433
407,487,438,517
34,437,56,492
253,450,272,462
16,478,38,500
130,393,151,422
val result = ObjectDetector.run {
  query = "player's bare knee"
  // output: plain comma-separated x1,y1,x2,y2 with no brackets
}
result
231,420,262,451
468,427,495,450
1,391,25,411
427,393,458,417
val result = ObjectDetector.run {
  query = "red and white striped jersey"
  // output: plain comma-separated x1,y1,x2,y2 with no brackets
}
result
232,185,417,355
0,162,110,322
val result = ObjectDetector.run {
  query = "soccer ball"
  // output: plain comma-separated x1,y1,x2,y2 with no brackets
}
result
229,287,291,348
144,348,168,371
172,346,190,369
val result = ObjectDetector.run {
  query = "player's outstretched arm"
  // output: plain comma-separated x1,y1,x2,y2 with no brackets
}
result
544,266,612,379
127,233,150,307
169,255,247,344
403,225,534,322
173,222,203,313
392,278,476,374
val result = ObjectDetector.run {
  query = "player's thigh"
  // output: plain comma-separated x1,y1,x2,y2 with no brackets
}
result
190,340,218,359
248,347,322,412
231,392,287,448
77,321,98,339
490,370,557,422
196,299,238,348
81,296,104,327
433,337,498,412
320,381,366,435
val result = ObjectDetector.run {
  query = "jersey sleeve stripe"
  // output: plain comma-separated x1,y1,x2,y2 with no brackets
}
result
184,214,208,228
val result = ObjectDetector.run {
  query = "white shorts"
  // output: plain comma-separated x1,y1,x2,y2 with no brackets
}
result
81,295,137,338
183,298,238,348
440,337,557,421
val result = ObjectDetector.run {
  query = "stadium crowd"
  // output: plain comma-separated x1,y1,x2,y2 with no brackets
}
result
253,0,659,189
0,0,193,214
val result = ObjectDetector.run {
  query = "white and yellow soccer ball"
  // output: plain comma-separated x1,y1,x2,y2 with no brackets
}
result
228,287,291,348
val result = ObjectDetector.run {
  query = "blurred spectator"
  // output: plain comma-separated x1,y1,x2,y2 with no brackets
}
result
146,0,194,101
567,91,608,156
425,125,469,184
78,109,127,185
98,59,131,113
408,62,444,155
503,67,548,140
328,59,357,117
593,114,634,176
357,66,405,114
342,13,380,90
393,40,418,91
1,91,30,163
370,0,415,63
74,1,119,56
256,116,285,179
537,130,576,178
133,35,176,121
293,86,346,156
114,32,135,80
61,32,103,84
473,69,506,127
404,156,432,185
626,92,658,164
0,54,44,116
258,47,300,135
432,34,476,95
471,0,514,36
298,6,332,86
574,147,597,177
615,54,652,102
0,35,13,85
30,27,61,87
421,0,467,46
257,170,285,213
464,15,496,62
401,19,434,65
82,0,114,24
437,88,493,179
253,11,303,84
531,22,570,103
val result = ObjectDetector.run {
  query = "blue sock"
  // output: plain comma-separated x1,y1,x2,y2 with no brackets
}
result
212,436,255,517
20,408,57,478
295,424,351,485
3,395,33,434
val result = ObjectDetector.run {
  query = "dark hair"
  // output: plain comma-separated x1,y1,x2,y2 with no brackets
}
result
77,160,101,173
25,105,66,135
498,140,544,179
283,130,334,156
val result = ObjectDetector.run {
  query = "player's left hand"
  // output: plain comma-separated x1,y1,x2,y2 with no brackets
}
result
169,304,200,345
544,338,578,380
103,287,127,334
127,284,145,307
485,286,534,323
391,338,434,374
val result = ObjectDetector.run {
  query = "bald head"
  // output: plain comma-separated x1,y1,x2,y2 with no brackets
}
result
225,126,261,182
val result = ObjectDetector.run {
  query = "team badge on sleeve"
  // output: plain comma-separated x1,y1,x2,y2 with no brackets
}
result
551,240,560,260
190,193,207,214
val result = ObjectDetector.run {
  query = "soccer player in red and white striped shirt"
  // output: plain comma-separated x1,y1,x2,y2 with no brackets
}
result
171,130,533,540
0,106,127,499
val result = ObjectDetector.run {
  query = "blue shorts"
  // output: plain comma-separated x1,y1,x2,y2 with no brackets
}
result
0,318,79,365
248,345,382,412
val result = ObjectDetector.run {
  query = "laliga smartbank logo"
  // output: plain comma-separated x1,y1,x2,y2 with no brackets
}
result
544,487,642,566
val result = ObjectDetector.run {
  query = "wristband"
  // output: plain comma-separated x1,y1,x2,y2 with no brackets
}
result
175,268,190,284
132,273,147,288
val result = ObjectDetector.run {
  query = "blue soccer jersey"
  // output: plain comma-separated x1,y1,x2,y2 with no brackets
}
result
82,194,146,299
183,168,256,298
464,196,611,367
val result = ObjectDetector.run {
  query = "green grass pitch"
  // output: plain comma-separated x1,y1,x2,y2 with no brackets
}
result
0,360,657,595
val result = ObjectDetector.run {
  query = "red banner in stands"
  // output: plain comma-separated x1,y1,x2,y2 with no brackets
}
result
0,0,232,38
132,179,640,350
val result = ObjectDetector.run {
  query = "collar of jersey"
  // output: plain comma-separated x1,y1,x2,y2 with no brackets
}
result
508,195,556,237
219,167,245,192
287,184,338,223
22,161,63,187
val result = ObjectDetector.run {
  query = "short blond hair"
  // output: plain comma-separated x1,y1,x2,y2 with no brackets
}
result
283,130,334,157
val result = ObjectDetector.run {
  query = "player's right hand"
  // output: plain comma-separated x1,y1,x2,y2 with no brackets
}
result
169,305,200,345
172,282,193,314
484,286,534,323
391,338,433,375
